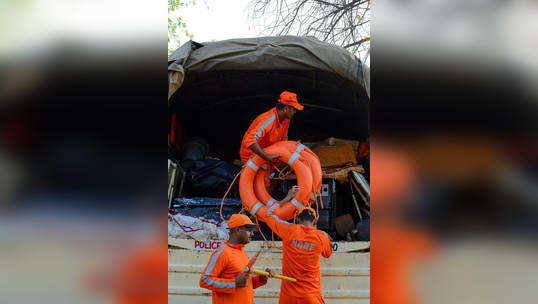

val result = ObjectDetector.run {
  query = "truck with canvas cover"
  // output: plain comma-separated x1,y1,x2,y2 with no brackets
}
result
168,36,370,304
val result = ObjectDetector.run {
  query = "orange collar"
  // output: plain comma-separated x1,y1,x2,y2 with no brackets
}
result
273,107,285,125
225,240,245,250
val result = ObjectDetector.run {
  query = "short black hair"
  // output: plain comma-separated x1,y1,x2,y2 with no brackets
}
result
297,208,315,223
276,102,286,110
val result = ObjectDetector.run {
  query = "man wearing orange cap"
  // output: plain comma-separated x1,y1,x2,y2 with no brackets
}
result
256,206,333,304
199,214,275,304
240,91,304,164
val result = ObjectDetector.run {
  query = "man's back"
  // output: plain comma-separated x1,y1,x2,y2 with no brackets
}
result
257,208,332,298
280,225,332,297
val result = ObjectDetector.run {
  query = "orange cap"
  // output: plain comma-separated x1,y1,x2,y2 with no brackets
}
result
278,91,304,110
227,214,258,229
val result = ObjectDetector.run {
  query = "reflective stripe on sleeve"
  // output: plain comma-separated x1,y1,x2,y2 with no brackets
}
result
267,198,277,207
291,198,305,209
267,202,291,225
254,113,276,141
201,245,236,289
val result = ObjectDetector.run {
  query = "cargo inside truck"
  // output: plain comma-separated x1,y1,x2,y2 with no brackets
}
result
167,36,371,304
168,37,370,242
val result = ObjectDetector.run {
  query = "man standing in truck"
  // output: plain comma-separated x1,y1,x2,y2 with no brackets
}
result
240,90,303,163
256,206,333,304
199,213,274,304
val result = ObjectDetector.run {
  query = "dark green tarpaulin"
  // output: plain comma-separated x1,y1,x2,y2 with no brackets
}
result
168,36,369,100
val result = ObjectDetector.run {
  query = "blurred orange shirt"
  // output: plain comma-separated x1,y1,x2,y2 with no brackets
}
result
115,242,167,304
372,223,435,304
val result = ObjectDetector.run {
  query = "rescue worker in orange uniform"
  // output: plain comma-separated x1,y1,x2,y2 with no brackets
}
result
240,91,304,164
257,205,333,304
199,213,275,304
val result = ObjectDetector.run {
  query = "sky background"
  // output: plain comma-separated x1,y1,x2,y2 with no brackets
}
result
170,0,370,65
172,0,258,48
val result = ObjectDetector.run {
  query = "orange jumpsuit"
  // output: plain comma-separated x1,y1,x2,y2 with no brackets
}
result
199,240,267,304
257,207,333,304
240,107,290,164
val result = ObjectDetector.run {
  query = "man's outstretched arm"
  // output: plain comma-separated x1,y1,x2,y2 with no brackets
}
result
248,142,280,163
278,186,299,206
256,187,299,240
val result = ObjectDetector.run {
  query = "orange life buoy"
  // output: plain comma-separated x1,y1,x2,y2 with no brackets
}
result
239,141,313,221
281,141,322,198
253,142,322,214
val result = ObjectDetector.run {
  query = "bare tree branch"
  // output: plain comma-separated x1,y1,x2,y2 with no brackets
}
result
248,0,370,61
343,37,369,48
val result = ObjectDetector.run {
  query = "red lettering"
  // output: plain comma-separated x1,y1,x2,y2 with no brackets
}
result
194,240,224,250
